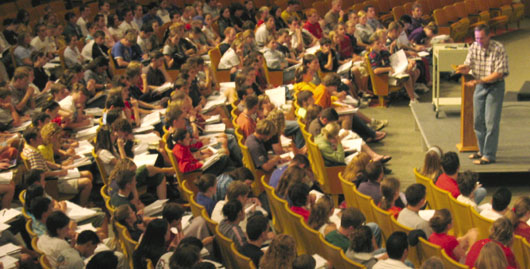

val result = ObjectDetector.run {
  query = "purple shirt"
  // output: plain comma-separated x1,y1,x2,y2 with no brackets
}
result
408,27,427,45
358,181,382,205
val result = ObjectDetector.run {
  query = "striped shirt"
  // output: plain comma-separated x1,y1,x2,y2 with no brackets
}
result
464,40,509,81
22,144,49,171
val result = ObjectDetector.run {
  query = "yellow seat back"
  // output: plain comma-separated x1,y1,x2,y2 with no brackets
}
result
92,149,109,185
282,202,309,254
431,181,452,212
261,175,283,233
353,187,376,223
201,208,218,235
418,237,443,264
441,249,469,268
339,172,359,208
121,228,138,269
214,225,238,269
390,217,421,267
371,200,393,243
512,235,526,268
209,47,231,83
231,242,257,268
448,196,474,237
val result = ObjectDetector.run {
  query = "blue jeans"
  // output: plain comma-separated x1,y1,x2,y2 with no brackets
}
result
285,120,305,149
473,81,505,161
367,222,382,248
474,187,487,205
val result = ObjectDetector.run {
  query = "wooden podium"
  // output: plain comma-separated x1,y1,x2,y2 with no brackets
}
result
456,74,479,152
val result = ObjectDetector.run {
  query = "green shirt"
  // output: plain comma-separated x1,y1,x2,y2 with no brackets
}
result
325,230,350,252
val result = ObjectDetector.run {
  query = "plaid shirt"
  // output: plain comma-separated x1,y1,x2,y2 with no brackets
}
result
22,144,49,171
464,40,509,81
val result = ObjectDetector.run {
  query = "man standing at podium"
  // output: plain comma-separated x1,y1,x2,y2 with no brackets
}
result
456,24,508,165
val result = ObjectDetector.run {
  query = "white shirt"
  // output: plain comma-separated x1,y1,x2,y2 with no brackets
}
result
64,46,82,68
373,258,410,269
218,48,240,69
457,195,479,212
37,235,84,269
118,21,138,37
31,36,57,54
157,10,170,24
81,40,95,61
480,208,503,221
255,24,270,48
77,17,89,37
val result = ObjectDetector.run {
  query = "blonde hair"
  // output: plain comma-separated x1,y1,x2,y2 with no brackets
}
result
343,152,371,182
321,122,340,140
380,177,400,211
40,122,62,144
306,8,318,17
259,234,297,269
265,109,285,137
256,119,277,136
475,241,509,269
505,196,530,229
357,10,366,18
419,146,444,180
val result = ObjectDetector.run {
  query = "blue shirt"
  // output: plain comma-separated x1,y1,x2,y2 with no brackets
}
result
111,41,142,63
196,192,216,216
215,173,234,202
269,165,288,189
30,214,47,236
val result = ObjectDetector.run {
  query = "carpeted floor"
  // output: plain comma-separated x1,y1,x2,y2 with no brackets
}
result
360,18,530,203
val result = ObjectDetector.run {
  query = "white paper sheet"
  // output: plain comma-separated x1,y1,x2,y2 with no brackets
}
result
75,140,94,156
65,201,98,223
0,254,17,268
135,133,160,144
313,254,328,269
133,153,158,167
265,86,286,107
0,209,21,224
0,171,12,184
390,49,408,76
205,115,221,124
141,111,161,127
154,82,174,94
204,123,226,134
75,125,99,139
419,209,435,221
143,199,169,217
60,168,81,180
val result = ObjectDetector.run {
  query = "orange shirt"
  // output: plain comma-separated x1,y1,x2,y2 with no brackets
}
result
313,84,332,108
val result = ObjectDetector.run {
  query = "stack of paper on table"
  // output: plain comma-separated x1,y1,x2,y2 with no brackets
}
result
75,140,94,156
143,199,169,216
8,121,31,133
60,168,81,180
202,95,227,113
0,243,22,260
0,209,21,224
313,254,328,269
75,125,99,139
0,254,17,269
65,201,99,223
0,223,10,233
205,115,221,124
204,123,226,134
135,133,160,144
70,157,92,168
265,86,286,107
201,153,223,171
154,82,174,94
0,171,12,184
133,153,158,167
141,111,161,127
76,223,97,233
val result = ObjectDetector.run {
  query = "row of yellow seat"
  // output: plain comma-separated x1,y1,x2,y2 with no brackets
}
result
413,168,530,268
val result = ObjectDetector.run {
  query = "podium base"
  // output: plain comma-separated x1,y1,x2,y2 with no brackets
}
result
456,143,479,152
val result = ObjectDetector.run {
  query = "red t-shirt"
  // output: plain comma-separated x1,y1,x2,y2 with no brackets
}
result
515,221,530,242
303,21,323,39
465,239,517,268
338,35,353,59
290,206,310,222
172,141,204,173
429,232,459,261
436,173,460,198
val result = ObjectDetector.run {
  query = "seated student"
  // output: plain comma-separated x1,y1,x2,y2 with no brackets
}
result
373,232,410,269
269,154,310,189
265,109,306,153
29,196,53,236
219,200,247,249
408,22,439,48
315,122,345,166
111,29,143,67
114,204,144,241
481,187,511,221
358,161,384,204
133,219,170,268
63,34,84,68
71,230,101,265
0,87,27,130
236,95,259,138
379,177,403,219
288,181,313,221
505,197,530,242
84,56,111,92
456,171,483,211
218,38,244,76
325,208,366,252
276,166,313,201
195,174,218,216
303,8,323,40
58,84,92,129
342,152,372,187
110,169,154,226
308,195,337,236
368,31,418,104
37,211,80,268
465,218,517,268
172,129,229,176
164,238,202,269
162,202,185,250
263,35,295,83
86,251,119,269
240,214,269,267
437,152,486,204
246,119,290,173
38,122,84,167
419,146,444,181
215,167,255,202
211,181,262,225
317,37,340,73
22,127,93,206
429,209,477,263
397,183,433,237
346,225,379,269
145,51,172,88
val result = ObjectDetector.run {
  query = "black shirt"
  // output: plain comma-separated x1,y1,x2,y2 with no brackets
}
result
146,66,166,86
239,243,264,267
317,49,339,72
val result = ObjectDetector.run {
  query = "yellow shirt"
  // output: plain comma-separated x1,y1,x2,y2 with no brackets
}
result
294,81,317,93
37,143,55,163
281,10,301,25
